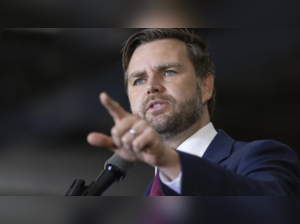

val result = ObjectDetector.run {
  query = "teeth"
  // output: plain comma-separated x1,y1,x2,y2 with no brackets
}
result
153,104,161,108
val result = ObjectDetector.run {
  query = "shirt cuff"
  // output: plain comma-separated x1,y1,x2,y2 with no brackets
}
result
158,171,182,194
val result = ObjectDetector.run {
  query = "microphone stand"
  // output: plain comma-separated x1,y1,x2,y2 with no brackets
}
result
65,163,124,196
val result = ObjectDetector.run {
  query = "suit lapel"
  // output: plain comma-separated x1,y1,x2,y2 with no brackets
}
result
145,129,235,195
202,129,235,164
144,177,155,196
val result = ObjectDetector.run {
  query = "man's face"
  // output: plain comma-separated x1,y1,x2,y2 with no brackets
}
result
127,39,203,140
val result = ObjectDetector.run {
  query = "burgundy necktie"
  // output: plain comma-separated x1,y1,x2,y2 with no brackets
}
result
149,173,163,196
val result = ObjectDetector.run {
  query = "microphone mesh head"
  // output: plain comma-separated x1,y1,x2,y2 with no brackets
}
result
104,154,135,177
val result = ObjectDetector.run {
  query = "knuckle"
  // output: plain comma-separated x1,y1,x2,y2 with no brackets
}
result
124,115,134,123
111,127,118,136
140,119,148,126
135,120,147,130
121,135,129,144
146,126,154,134
132,140,140,150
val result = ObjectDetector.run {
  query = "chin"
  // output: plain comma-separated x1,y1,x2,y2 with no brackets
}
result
146,111,168,120
146,113,170,127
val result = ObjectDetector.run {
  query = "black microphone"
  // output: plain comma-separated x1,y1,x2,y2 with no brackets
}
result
66,154,135,196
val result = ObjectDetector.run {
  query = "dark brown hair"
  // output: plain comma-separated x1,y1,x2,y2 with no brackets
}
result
121,28,216,117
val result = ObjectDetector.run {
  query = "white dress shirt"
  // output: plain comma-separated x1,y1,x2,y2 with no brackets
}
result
157,122,218,194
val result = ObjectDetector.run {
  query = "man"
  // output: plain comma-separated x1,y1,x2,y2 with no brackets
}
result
87,29,300,196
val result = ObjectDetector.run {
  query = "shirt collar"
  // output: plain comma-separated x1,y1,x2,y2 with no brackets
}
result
155,122,217,175
176,122,217,158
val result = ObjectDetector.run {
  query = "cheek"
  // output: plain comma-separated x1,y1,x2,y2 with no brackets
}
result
170,77,198,101
130,103,139,114
128,93,142,114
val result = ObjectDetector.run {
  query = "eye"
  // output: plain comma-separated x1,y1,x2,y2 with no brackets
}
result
165,70,176,76
134,78,145,86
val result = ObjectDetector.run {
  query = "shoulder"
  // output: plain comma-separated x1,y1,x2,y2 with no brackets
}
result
227,139,300,177
233,139,298,160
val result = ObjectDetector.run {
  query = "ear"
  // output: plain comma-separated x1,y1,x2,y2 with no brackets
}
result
201,72,214,104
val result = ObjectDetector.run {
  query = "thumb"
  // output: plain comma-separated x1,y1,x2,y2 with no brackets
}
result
87,132,115,149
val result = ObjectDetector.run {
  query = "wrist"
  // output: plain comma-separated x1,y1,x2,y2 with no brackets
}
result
157,146,181,181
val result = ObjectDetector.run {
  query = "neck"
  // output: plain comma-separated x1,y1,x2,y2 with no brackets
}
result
162,112,210,149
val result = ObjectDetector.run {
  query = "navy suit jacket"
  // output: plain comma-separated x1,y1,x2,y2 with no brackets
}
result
144,130,300,196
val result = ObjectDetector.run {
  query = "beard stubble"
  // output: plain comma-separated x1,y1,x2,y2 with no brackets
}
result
140,87,203,141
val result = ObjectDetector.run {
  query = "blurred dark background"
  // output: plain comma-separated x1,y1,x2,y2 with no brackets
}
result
0,28,300,195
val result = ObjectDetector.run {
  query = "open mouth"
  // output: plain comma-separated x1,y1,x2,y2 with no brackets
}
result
148,103,168,112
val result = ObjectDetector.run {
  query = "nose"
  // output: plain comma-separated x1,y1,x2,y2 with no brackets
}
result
146,75,165,94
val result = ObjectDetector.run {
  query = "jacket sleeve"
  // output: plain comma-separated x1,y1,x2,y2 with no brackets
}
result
161,140,300,196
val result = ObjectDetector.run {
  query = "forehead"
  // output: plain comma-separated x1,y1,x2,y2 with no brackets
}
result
128,39,190,74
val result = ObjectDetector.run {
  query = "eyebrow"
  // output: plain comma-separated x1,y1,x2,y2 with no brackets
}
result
128,62,183,80
154,62,182,71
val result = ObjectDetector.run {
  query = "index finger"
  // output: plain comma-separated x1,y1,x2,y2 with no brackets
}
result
100,92,129,123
